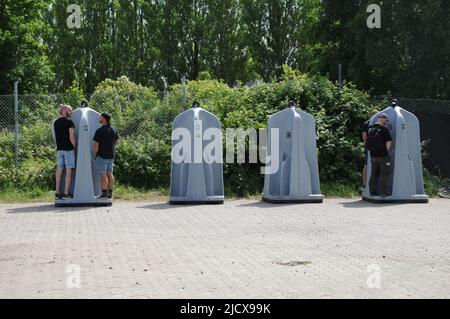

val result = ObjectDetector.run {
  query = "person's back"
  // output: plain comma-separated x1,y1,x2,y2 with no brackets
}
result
367,123,391,158
95,124,118,160
93,113,119,199
53,105,76,199
54,117,75,151
368,113,393,197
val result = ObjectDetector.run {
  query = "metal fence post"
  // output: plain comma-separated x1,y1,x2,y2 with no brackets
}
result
14,81,19,168
182,74,187,111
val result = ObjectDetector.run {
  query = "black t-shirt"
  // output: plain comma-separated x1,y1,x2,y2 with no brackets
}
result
369,124,393,158
93,125,119,160
54,117,75,151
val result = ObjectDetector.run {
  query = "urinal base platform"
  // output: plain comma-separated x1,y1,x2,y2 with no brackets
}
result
262,195,324,204
169,197,224,205
170,201,224,205
55,199,113,207
362,196,429,204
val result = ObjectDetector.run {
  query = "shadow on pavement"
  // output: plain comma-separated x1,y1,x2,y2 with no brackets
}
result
340,200,406,208
6,204,93,214
137,203,173,211
237,201,308,208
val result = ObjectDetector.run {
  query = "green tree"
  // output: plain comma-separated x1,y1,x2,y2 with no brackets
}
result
0,0,54,93
242,0,320,81
204,0,252,86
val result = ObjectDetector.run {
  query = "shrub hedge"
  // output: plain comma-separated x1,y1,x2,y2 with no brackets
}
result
0,70,384,196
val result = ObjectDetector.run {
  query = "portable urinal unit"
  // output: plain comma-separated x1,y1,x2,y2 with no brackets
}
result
262,102,324,203
363,103,429,203
53,102,112,207
170,102,224,205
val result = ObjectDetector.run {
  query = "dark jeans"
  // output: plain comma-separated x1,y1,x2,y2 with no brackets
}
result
369,157,391,196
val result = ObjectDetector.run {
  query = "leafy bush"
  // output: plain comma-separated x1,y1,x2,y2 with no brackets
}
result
1,71,379,196
90,76,161,137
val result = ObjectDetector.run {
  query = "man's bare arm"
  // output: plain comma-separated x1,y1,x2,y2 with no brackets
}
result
362,132,367,144
69,128,76,148
386,141,392,152
93,142,99,157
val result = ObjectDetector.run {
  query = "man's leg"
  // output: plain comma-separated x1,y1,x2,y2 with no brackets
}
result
56,168,64,197
379,157,392,196
106,160,115,199
363,149,368,188
96,157,109,199
64,169,73,196
55,151,64,198
363,166,367,188
369,158,380,196
63,151,76,197
101,173,108,194
107,172,115,199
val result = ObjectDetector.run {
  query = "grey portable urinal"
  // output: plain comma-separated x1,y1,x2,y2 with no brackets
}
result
170,102,224,205
363,102,429,203
53,102,112,207
262,102,323,203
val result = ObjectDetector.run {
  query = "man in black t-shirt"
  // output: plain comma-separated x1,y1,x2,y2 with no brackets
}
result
367,113,393,197
93,112,119,199
53,104,76,199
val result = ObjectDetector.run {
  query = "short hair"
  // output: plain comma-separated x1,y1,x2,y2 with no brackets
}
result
58,104,73,115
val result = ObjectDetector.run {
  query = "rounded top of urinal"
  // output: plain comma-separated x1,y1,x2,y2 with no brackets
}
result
289,101,296,109
391,99,399,108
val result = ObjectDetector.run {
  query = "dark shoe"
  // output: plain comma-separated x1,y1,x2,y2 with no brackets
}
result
55,193,63,200
108,190,113,199
96,193,109,200
62,194,73,200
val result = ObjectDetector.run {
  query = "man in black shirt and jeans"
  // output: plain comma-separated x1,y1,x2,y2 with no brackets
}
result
54,104,76,199
93,112,119,199
367,113,393,197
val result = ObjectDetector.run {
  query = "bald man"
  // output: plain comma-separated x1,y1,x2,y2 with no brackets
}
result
54,104,76,199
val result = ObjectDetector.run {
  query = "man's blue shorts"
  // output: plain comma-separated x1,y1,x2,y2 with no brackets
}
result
57,150,76,169
95,156,114,174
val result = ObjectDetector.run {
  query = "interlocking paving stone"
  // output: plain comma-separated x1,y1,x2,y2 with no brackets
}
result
0,199,449,298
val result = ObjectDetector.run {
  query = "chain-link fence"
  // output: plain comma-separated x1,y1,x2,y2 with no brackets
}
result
0,92,449,191
0,92,176,189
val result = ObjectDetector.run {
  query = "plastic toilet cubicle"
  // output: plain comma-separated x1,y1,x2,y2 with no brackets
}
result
262,101,324,203
169,102,225,205
52,102,112,207
363,102,429,203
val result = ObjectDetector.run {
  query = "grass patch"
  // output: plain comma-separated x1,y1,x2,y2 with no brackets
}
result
321,182,360,198
0,188,54,203
113,185,169,202
424,170,449,198
1,177,446,203
0,185,169,203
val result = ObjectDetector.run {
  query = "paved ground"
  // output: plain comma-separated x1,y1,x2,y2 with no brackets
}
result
0,199,449,299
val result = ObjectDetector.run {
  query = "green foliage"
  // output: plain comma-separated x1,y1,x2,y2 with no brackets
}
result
0,0,54,94
221,68,373,194
90,76,160,137
2,0,449,98
0,73,439,198
115,136,171,189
